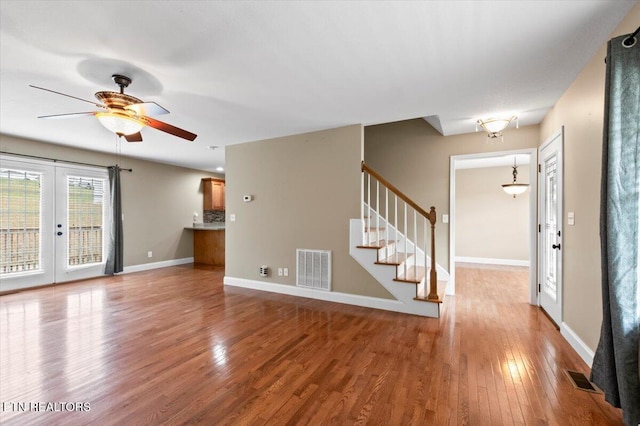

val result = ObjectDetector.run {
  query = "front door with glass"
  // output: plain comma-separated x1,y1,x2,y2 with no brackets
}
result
538,130,564,325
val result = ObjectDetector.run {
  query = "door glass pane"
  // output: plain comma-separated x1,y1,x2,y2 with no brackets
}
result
544,156,558,300
67,176,105,267
0,168,42,274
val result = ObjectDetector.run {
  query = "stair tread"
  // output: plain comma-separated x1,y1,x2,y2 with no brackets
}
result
375,252,411,265
364,227,386,232
357,240,397,250
414,280,448,303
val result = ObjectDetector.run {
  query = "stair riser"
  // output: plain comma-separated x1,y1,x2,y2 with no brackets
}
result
395,255,415,272
365,230,385,244
416,278,426,298
377,243,396,260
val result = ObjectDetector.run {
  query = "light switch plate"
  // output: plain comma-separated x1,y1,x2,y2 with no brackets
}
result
568,212,575,226
442,214,449,224
230,214,236,222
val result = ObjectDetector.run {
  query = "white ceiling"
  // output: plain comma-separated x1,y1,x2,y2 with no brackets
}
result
0,1,635,173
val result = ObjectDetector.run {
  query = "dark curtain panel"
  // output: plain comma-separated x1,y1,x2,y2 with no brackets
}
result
105,166,124,274
591,33,640,426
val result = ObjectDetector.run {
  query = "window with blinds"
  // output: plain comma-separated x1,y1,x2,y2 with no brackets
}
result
0,168,42,274
67,176,105,267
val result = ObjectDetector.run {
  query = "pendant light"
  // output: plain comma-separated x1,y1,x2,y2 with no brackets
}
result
502,156,529,198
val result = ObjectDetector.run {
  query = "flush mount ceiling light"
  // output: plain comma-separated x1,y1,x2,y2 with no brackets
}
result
502,156,529,198
476,116,518,141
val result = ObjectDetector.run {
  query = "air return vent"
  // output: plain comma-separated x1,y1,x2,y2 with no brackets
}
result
296,249,331,291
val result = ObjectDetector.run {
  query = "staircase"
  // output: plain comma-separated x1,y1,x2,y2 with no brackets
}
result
350,162,449,318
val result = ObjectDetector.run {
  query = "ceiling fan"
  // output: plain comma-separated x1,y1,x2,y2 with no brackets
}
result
30,74,197,142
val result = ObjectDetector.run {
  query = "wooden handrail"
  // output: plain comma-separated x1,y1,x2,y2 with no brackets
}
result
361,161,436,225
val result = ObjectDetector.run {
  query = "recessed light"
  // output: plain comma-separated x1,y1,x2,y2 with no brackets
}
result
216,167,224,172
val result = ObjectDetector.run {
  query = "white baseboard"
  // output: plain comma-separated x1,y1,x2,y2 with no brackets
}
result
122,257,194,274
224,276,408,313
561,322,595,367
455,256,530,267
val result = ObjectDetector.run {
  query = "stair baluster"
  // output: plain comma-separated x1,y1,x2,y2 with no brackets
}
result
403,201,408,279
413,210,417,280
385,187,389,260
394,195,398,264
368,174,372,245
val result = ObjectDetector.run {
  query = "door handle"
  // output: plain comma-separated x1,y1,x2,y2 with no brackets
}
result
552,243,561,250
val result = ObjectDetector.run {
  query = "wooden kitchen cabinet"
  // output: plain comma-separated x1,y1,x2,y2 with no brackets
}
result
202,178,225,210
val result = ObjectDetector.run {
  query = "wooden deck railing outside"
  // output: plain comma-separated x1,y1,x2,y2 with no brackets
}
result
0,226,103,273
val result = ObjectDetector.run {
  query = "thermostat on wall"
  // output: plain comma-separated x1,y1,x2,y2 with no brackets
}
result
243,195,253,202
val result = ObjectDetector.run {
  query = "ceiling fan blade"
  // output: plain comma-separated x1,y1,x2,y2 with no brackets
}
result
37,112,97,119
125,102,169,117
30,85,106,109
139,116,197,141
122,132,143,142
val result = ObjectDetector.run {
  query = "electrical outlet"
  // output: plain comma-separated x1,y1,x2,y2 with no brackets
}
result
283,268,289,277
278,268,283,276
147,251,153,258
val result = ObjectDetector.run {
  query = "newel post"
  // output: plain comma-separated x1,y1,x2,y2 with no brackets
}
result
427,206,439,300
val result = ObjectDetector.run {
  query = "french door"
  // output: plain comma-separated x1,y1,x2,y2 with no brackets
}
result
1,156,110,292
538,129,564,325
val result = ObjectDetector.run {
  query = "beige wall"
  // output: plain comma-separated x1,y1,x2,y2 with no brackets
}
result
0,134,222,268
539,3,640,351
456,165,530,261
225,124,392,299
365,120,540,270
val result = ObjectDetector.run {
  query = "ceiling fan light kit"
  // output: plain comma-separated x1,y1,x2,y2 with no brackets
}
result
476,115,518,141
95,112,144,136
30,74,197,142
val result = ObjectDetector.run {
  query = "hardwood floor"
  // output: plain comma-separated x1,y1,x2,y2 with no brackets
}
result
0,263,623,425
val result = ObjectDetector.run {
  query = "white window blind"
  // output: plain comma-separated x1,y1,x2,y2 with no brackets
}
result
0,168,42,274
67,176,105,267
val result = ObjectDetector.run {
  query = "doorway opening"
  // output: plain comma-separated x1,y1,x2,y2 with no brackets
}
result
449,148,538,305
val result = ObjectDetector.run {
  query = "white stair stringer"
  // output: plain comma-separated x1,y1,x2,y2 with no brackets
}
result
350,219,445,318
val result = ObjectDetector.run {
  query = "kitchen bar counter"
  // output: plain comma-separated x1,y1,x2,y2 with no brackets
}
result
186,225,225,265
184,223,226,230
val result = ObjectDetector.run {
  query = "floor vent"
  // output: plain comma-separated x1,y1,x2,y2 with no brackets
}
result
296,249,331,291
564,370,602,394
